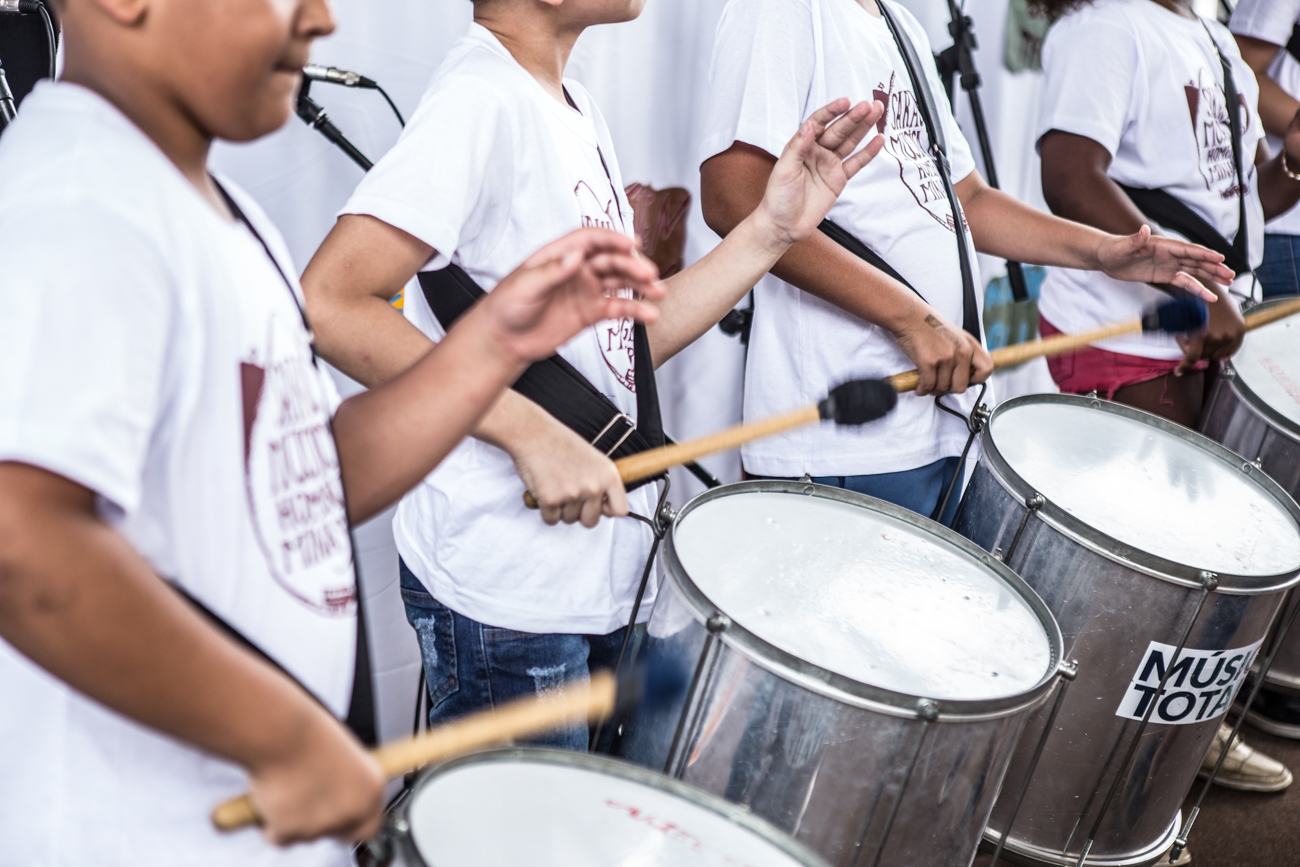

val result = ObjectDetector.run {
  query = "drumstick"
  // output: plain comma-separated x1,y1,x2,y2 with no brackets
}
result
885,297,1209,393
522,379,898,508
1244,296,1300,331
211,661,685,832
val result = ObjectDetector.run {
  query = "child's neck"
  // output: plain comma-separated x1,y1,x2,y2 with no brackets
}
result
475,7,581,106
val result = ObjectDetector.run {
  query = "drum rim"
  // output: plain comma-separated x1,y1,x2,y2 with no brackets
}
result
981,393,1300,593
1218,297,1300,444
391,747,831,867
663,480,1066,719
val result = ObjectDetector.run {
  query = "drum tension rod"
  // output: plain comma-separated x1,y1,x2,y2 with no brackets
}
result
1067,572,1218,867
663,612,730,779
1169,583,1300,862
986,658,1080,867
1000,494,1046,564
860,698,940,867
932,383,990,527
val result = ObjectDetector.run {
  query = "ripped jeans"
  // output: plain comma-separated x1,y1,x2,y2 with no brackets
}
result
399,559,627,751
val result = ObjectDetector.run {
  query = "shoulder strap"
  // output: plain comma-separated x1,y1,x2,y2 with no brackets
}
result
418,267,665,490
818,218,923,297
876,0,981,339
1199,18,1250,273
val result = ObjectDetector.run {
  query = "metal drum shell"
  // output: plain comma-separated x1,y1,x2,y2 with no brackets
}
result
955,394,1300,867
618,480,1066,867
1201,303,1300,692
388,748,830,867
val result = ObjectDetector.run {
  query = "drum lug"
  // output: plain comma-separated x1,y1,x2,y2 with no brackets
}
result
1199,571,1219,591
706,613,731,633
1221,365,1236,381
1057,658,1079,681
992,547,1003,561
915,698,940,722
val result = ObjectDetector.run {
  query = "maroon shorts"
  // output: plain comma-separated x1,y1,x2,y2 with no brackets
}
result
1041,315,1207,400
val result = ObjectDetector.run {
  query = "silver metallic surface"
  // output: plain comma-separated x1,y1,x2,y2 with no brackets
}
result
391,749,830,867
618,481,1064,867
1201,299,1300,691
957,395,1300,867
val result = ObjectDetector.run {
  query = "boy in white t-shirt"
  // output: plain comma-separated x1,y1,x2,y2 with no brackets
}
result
0,0,666,862
698,0,1231,522
302,0,884,748
1232,0,1300,298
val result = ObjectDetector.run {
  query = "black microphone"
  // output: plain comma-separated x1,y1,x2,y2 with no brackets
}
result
303,64,376,89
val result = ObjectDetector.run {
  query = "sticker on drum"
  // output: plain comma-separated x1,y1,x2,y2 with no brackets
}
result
1233,314,1300,428
1114,638,1262,725
672,491,1054,701
990,402,1300,577
396,749,827,867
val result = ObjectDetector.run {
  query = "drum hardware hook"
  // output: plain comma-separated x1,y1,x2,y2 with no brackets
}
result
859,699,938,867
1171,584,1300,862
1252,456,1264,470
706,614,732,633
1221,365,1236,380
992,547,1004,562
1067,582,1214,867
987,660,1080,867
592,475,674,753
1002,494,1045,565
931,382,989,527
798,473,813,483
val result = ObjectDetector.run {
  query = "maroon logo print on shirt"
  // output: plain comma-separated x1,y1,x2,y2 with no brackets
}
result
575,179,636,393
873,71,961,233
241,326,355,616
1185,68,1251,200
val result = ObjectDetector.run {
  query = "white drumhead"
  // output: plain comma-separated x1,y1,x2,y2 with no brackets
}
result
991,402,1300,576
408,757,814,867
672,491,1053,701
1234,313,1300,428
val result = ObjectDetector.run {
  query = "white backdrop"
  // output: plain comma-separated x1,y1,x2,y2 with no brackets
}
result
211,0,1054,741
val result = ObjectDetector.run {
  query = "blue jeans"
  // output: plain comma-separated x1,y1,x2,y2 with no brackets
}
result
399,559,627,751
760,455,963,525
1257,234,1300,300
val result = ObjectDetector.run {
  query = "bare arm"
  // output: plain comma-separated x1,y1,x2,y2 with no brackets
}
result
1237,35,1300,139
303,218,647,527
1039,130,1243,372
700,141,990,396
0,462,384,845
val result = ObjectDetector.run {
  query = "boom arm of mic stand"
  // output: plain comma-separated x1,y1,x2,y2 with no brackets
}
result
940,0,1031,304
296,85,373,172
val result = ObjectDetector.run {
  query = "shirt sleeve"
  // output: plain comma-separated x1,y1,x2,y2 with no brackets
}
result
340,76,509,271
698,0,818,164
0,204,172,514
1229,0,1300,46
1036,13,1138,158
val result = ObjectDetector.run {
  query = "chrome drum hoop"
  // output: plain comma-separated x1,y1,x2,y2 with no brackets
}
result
661,480,1065,720
978,393,1300,595
388,748,830,867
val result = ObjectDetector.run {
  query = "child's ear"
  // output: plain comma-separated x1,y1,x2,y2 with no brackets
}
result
88,0,148,26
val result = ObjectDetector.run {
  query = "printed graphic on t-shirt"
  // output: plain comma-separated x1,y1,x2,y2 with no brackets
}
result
873,71,958,233
240,326,355,616
1185,68,1251,199
575,178,637,393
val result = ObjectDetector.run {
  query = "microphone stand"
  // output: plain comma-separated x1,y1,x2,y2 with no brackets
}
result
296,79,373,172
0,59,16,132
934,0,1030,303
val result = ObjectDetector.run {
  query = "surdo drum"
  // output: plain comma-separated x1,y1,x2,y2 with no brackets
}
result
955,394,1300,867
1201,298,1300,695
616,481,1066,867
383,749,829,867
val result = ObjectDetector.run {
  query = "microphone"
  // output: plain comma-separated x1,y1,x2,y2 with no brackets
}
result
303,64,376,89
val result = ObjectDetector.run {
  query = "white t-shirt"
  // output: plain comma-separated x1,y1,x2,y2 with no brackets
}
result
341,24,657,635
699,0,986,478
1230,0,1300,234
0,83,354,867
1037,0,1265,358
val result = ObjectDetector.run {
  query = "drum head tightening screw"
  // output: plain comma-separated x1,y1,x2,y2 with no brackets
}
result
1199,571,1219,591
916,699,940,722
706,614,731,633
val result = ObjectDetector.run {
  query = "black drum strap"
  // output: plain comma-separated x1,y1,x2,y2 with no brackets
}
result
876,1,981,339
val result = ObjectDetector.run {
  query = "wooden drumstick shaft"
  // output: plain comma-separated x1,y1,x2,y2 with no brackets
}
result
211,671,617,832
885,317,1145,394
523,405,822,508
1245,297,1300,331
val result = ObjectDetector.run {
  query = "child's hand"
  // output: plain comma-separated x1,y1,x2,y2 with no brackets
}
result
755,99,885,248
482,228,663,365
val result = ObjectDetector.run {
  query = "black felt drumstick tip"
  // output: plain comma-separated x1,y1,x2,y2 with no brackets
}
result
614,657,689,716
1142,297,1208,334
818,379,898,425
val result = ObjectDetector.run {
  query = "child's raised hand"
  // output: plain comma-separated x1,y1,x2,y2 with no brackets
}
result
480,228,663,364
756,98,885,246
